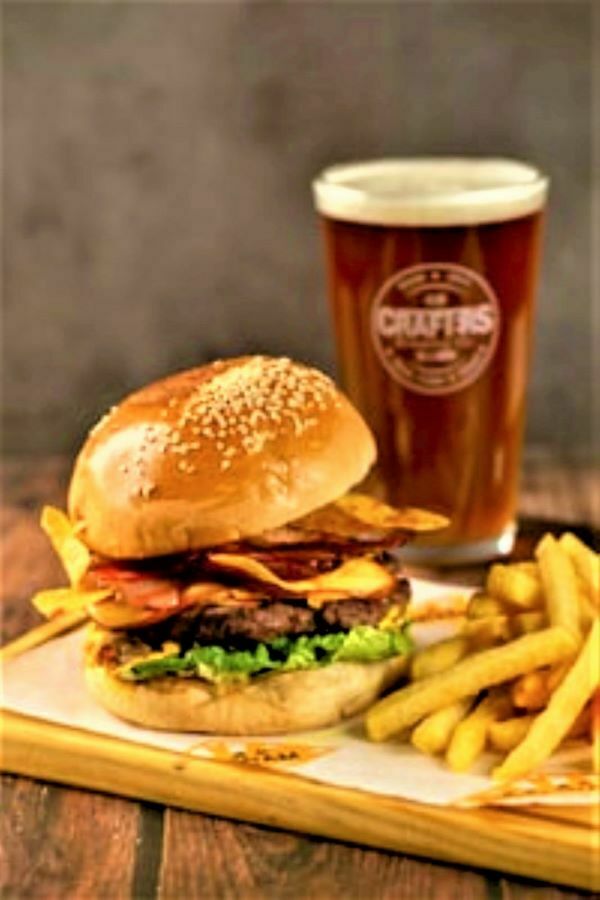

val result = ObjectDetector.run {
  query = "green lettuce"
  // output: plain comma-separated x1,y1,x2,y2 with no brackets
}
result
120,624,412,684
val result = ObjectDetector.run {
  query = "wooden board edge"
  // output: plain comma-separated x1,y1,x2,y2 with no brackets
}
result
512,803,600,831
1,709,598,892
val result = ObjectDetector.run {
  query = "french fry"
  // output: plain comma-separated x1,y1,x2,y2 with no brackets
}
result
411,698,473,756
512,562,539,576
578,588,598,631
472,704,588,755
466,593,509,619
489,716,534,752
410,636,470,681
535,534,582,640
446,689,512,772
510,661,573,710
511,611,546,636
546,660,573,693
486,563,543,610
366,627,577,742
559,533,599,605
591,689,600,774
460,616,512,647
510,670,550,711
493,618,600,782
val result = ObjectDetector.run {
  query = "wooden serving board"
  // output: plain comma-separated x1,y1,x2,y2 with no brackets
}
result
1,626,599,892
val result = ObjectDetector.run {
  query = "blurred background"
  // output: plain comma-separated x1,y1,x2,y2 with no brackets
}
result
2,1,594,460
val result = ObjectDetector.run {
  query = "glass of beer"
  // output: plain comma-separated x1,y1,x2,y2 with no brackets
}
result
312,158,549,565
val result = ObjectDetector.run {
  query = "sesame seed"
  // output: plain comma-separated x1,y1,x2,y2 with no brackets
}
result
155,357,336,465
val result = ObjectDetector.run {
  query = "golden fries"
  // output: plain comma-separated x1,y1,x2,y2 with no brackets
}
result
466,593,509,619
446,690,511,772
367,530,598,783
510,611,546,636
535,534,582,640
591,689,600,774
510,670,550,710
489,706,589,754
411,698,473,756
546,660,572,693
509,662,573,711
410,636,470,681
460,616,512,647
578,589,598,631
488,716,534,752
487,563,543,609
493,618,600,781
366,627,577,741
559,532,599,605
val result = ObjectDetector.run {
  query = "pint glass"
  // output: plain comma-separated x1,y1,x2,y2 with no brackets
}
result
312,159,548,564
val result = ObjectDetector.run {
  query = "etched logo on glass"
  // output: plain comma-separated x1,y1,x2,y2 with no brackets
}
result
371,263,501,395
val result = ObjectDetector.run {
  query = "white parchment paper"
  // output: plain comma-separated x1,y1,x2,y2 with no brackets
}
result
2,578,595,808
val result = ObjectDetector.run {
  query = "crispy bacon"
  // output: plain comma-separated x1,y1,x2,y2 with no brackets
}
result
81,506,410,630
86,566,181,610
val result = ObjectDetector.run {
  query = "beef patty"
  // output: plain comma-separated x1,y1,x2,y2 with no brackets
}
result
131,577,410,651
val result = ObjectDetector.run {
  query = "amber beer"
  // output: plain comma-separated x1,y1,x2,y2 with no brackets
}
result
313,159,548,564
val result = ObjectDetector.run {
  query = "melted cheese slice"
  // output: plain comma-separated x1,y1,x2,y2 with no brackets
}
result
207,553,395,607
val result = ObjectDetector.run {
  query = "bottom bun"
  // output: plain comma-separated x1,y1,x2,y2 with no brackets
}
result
84,639,408,735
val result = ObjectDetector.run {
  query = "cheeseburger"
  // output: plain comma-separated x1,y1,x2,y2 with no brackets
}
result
34,356,446,734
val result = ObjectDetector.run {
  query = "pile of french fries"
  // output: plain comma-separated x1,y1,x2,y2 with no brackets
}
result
366,533,600,783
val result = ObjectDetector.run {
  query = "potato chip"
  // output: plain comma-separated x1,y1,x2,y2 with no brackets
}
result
32,587,112,618
333,494,449,533
207,553,395,606
40,506,91,587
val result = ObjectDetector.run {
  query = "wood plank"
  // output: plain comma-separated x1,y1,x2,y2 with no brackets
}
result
159,810,490,900
0,774,141,899
2,710,598,892
499,879,584,900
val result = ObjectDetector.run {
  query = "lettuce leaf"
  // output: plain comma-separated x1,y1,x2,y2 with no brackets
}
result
121,624,412,684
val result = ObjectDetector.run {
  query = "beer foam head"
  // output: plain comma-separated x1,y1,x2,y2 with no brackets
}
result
312,158,548,227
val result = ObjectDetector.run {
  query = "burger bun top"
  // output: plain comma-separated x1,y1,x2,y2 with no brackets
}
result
68,356,376,558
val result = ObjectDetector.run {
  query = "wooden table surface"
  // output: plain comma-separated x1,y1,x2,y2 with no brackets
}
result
1,455,597,900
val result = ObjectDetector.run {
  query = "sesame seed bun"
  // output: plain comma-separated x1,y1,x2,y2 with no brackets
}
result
68,356,376,558
84,625,408,734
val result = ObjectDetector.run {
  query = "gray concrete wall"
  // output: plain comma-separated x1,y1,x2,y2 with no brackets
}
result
2,2,594,458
